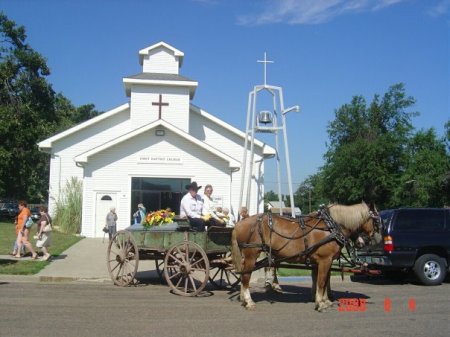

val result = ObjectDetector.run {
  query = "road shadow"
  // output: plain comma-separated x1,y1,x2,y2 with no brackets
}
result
51,254,68,261
0,258,19,265
228,283,372,305
134,270,163,285
349,273,412,286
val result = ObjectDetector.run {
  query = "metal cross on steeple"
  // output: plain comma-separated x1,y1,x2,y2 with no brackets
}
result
257,52,274,86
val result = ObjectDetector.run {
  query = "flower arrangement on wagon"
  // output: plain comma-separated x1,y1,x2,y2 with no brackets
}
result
143,209,175,228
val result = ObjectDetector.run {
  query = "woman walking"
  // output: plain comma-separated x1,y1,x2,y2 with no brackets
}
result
15,200,37,259
35,206,52,261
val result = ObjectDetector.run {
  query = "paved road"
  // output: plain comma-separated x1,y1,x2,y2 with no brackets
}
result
0,277,448,337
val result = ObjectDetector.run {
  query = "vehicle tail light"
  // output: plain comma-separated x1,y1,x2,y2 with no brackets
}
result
384,235,394,253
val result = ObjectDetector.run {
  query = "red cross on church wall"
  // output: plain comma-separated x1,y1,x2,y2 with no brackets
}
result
152,94,169,119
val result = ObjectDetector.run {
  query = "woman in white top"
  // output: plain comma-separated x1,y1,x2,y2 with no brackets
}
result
202,184,225,227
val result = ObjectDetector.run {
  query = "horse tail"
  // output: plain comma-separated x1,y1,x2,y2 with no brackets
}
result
231,228,243,273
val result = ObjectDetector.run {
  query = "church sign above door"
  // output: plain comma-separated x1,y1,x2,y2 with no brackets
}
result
137,155,183,165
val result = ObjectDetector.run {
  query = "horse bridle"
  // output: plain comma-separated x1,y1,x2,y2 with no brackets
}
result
355,209,380,246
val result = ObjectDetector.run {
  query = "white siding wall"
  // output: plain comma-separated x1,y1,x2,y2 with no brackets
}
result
130,85,190,131
142,47,179,74
80,129,231,237
47,107,130,216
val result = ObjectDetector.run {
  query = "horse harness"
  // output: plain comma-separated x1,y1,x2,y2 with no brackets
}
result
238,207,347,267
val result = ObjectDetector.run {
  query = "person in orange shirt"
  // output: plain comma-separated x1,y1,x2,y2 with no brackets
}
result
14,200,37,259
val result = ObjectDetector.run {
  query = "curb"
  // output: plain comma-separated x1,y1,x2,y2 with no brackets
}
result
0,274,111,284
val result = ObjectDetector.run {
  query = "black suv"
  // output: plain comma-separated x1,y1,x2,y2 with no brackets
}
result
357,208,450,285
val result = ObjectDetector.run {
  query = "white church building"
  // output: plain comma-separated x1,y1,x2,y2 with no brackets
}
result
38,41,274,237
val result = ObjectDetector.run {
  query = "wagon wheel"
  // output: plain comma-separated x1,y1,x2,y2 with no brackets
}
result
107,230,139,286
209,252,240,290
163,241,209,296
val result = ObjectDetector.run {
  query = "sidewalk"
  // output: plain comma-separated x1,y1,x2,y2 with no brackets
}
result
37,237,111,282
0,238,112,283
0,237,267,284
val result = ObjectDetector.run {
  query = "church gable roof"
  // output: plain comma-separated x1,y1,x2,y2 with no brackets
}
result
38,103,130,151
74,119,240,169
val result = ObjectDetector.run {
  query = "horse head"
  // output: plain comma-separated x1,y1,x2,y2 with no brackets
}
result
327,202,381,248
356,202,381,247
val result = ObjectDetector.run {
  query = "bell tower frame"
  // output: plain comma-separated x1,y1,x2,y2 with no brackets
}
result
238,53,299,218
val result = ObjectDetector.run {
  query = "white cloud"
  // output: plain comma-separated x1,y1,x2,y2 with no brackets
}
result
427,0,450,17
237,0,409,26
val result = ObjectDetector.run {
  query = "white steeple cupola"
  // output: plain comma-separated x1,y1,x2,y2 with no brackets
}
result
139,41,183,74
123,41,198,132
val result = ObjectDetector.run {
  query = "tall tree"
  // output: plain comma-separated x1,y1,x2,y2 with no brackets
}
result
321,83,416,208
0,13,57,200
0,12,100,201
392,128,450,207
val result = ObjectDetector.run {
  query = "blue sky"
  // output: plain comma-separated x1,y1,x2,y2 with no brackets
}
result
2,0,449,193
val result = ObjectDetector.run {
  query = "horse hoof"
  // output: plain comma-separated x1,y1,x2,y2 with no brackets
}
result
245,303,256,310
272,283,283,293
325,300,334,307
315,303,328,312
265,282,283,294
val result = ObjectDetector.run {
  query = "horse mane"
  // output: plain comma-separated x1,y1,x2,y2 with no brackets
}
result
327,202,370,232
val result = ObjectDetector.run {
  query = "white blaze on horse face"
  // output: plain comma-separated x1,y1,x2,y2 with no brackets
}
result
356,236,365,248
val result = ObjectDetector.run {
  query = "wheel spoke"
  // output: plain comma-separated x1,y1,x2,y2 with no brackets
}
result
169,251,184,265
169,270,182,281
188,275,197,292
110,261,121,274
114,263,124,282
191,256,206,269
184,276,189,293
210,268,220,280
188,248,198,264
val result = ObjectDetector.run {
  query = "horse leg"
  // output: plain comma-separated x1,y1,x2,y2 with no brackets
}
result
323,269,334,308
314,259,333,312
264,267,283,293
311,265,318,302
326,270,334,304
240,249,258,310
312,264,331,303
271,267,283,293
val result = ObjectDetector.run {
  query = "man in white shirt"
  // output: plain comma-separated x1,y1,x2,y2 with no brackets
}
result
180,181,206,231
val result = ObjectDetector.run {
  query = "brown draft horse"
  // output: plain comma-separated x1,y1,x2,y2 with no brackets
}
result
231,202,379,311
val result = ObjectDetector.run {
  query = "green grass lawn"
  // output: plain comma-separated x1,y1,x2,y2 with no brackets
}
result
277,268,342,277
0,220,83,275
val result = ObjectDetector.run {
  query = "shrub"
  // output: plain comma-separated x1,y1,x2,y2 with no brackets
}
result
53,177,82,234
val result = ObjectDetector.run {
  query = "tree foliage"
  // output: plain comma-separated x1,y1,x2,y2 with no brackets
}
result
0,12,100,202
392,129,450,207
293,84,449,210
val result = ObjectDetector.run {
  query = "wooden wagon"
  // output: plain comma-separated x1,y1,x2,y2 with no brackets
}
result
106,219,240,296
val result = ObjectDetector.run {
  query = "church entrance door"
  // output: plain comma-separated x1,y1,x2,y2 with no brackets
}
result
95,192,117,237
130,177,190,222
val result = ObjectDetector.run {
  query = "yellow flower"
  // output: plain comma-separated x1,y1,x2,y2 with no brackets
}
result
143,209,175,228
